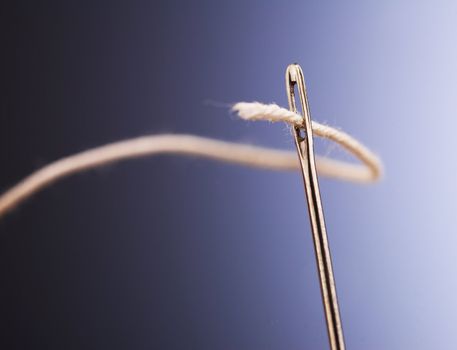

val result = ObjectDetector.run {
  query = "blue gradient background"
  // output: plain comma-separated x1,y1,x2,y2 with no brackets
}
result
1,1,457,349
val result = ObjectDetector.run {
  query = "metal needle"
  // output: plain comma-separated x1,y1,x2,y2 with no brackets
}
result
285,64,346,350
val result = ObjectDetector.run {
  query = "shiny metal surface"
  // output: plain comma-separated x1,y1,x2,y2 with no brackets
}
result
285,64,346,350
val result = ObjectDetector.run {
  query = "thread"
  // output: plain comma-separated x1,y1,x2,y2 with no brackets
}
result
0,102,382,219
233,102,382,181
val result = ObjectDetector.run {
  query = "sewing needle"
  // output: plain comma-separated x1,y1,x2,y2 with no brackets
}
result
285,64,346,350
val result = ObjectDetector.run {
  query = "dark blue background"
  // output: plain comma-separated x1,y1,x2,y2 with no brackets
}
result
1,1,457,349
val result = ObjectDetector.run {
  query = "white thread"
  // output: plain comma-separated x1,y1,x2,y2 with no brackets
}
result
0,102,382,219
233,102,382,181
234,102,304,124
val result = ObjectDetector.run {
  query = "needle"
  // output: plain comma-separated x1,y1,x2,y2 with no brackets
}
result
285,63,346,350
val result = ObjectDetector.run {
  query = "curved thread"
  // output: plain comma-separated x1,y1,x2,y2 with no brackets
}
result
0,102,382,219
